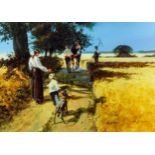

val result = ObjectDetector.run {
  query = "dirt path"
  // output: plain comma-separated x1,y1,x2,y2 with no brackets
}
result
43,85,95,132
0,68,96,132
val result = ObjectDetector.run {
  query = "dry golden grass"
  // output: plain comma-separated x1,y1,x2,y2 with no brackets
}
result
0,67,30,108
93,59,155,132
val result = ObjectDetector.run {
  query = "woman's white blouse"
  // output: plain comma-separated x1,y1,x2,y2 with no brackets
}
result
28,56,48,72
64,48,72,57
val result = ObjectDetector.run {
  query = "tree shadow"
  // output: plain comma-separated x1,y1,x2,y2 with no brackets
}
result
63,95,105,123
68,88,91,95
87,62,155,71
66,106,95,123
91,70,135,81
68,95,86,100
94,96,107,104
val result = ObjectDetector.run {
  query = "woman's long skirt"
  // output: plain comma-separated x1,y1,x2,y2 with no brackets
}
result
32,68,44,103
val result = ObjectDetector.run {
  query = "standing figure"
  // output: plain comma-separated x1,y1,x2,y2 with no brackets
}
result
93,46,100,63
28,50,51,104
64,45,72,73
71,41,82,71
49,73,60,106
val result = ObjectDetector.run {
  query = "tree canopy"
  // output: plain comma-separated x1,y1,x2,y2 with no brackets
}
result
0,22,94,58
31,22,93,56
0,22,30,60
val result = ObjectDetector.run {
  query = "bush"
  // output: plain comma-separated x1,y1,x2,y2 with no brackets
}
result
56,72,91,88
0,55,63,74
0,67,31,125
0,54,28,67
41,56,63,72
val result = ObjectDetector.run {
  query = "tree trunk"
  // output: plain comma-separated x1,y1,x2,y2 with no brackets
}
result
10,23,30,61
49,48,53,57
44,50,48,57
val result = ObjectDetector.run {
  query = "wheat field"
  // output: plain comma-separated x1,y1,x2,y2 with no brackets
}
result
93,58,155,131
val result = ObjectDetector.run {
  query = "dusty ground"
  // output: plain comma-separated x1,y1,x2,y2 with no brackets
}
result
43,85,95,132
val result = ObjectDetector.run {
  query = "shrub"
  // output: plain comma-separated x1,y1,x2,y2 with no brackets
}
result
41,56,63,72
0,67,31,125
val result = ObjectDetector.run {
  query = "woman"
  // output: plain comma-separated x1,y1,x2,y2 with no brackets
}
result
28,50,51,104
63,45,72,73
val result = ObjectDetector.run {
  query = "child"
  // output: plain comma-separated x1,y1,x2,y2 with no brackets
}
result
49,74,68,123
49,73,60,106
93,46,100,63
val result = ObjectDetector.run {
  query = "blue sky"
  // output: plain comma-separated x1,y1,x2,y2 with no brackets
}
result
84,22,155,52
1,22,155,55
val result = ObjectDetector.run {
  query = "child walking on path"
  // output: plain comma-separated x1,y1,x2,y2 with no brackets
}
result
49,74,68,123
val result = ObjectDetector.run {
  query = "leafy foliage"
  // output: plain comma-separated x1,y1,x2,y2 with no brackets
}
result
40,56,63,72
0,22,94,63
0,22,30,60
0,54,29,73
32,22,92,56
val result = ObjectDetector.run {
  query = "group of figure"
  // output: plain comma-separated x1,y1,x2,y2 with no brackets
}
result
63,41,82,73
28,51,68,121
28,44,101,121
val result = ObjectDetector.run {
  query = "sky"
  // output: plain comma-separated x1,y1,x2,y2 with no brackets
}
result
1,22,155,56
84,22,155,52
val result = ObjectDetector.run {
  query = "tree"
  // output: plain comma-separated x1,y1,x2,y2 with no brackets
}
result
31,22,52,57
0,22,30,61
31,22,93,56
113,45,133,57
0,22,94,59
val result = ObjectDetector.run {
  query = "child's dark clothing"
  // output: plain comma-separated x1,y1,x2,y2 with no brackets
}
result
50,91,59,106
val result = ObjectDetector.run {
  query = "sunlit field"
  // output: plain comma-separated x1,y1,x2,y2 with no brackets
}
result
92,57,155,132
